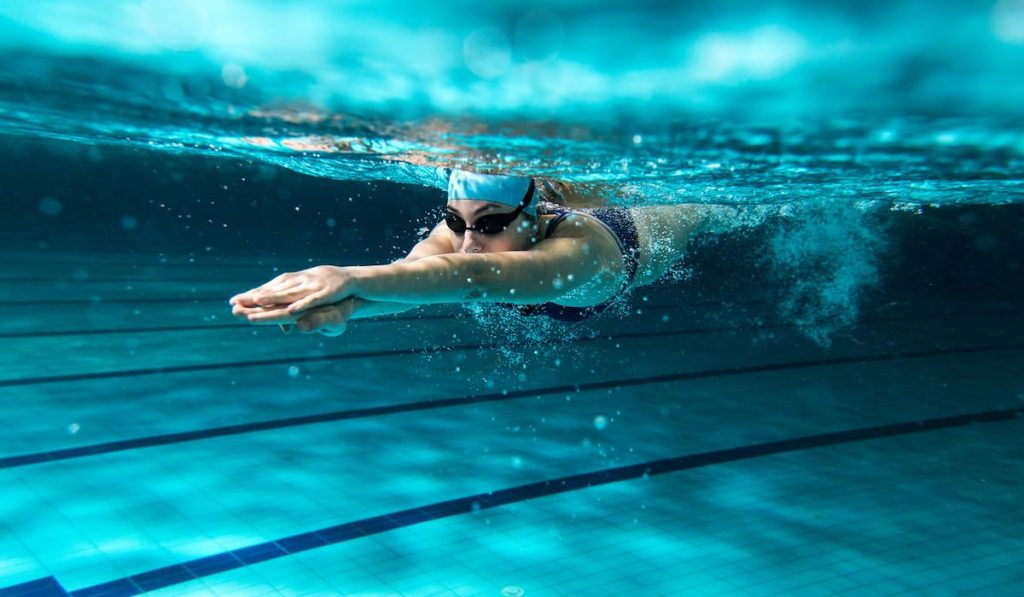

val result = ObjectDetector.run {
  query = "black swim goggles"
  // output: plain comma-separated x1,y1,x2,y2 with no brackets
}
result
445,179,536,235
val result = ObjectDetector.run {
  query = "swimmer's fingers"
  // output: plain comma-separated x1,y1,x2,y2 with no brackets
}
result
243,304,299,325
232,302,286,320
231,304,300,337
229,291,261,307
285,289,335,315
230,272,294,305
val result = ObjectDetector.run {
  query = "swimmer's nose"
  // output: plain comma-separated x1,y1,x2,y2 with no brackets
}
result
461,231,485,253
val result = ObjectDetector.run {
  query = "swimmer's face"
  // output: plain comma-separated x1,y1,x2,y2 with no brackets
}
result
446,200,539,253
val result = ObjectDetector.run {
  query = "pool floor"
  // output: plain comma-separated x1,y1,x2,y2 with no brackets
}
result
1,251,1022,595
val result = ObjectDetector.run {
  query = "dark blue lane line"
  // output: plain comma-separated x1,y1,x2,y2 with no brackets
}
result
3,299,1020,386
1,295,711,311
5,297,238,306
0,343,466,388
0,299,1000,340
0,299,702,338
30,404,1020,597
0,258,283,269
0,315,453,339
2,296,1015,346
0,323,261,339
0,277,260,283
3,342,1022,470
0,576,69,596
0,320,771,387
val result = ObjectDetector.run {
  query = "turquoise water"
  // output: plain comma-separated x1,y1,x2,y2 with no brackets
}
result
1,1,1023,595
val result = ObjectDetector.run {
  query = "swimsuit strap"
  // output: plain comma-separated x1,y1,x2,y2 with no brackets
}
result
543,209,573,239
585,208,641,291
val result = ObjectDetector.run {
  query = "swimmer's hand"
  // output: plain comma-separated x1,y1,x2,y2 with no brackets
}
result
229,265,358,314
230,298,355,337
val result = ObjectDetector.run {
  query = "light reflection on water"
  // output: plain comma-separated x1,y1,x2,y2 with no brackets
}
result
0,0,1021,206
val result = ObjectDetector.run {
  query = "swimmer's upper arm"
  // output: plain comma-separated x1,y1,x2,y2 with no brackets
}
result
466,232,624,304
395,220,453,263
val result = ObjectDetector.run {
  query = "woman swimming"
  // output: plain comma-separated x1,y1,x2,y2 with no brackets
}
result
229,169,708,336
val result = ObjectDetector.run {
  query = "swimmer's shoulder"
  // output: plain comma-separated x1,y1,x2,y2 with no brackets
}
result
538,205,616,245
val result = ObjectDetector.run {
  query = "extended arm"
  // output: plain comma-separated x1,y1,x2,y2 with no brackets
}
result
343,220,455,319
343,235,610,306
239,220,622,319
230,220,454,325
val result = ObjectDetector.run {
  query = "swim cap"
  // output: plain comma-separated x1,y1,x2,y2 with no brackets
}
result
447,169,537,216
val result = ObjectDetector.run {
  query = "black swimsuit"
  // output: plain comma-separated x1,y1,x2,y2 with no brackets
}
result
504,207,641,321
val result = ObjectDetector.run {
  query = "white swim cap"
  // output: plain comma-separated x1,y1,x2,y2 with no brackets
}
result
447,169,537,216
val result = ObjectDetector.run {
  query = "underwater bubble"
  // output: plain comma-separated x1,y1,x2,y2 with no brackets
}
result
471,501,482,514
594,415,609,430
511,456,523,469
288,366,301,378
221,63,247,88
120,216,138,230
67,423,80,435
38,197,63,216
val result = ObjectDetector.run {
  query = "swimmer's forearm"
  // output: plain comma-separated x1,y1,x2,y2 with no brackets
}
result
350,257,480,304
350,253,558,305
346,297,418,320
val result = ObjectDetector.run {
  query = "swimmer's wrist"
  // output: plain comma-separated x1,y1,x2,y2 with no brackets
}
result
345,264,387,300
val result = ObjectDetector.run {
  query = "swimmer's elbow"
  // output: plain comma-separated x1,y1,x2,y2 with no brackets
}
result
459,257,492,301
467,257,542,303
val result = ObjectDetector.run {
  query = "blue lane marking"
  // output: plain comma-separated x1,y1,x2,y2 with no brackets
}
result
0,577,69,596
0,301,1013,342
70,579,138,597
5,297,230,306
0,314,452,339
4,303,1018,387
3,342,1023,470
0,319,749,387
27,404,1016,597
0,344,450,388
